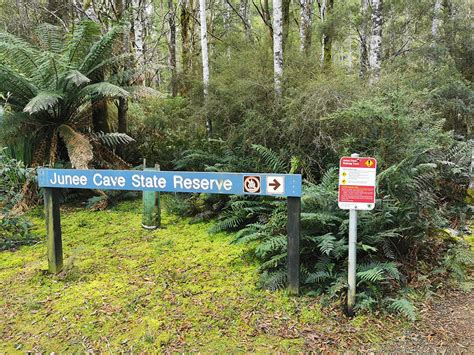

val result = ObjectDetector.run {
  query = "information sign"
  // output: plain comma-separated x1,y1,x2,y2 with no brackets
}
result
38,169,302,197
338,157,377,210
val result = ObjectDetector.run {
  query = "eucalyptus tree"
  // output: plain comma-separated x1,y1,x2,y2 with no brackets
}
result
431,0,443,39
359,0,369,77
299,0,314,54
168,0,178,96
0,21,133,168
369,0,383,83
273,0,284,97
199,0,212,136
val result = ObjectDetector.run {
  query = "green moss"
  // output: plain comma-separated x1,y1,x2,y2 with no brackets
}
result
0,199,403,352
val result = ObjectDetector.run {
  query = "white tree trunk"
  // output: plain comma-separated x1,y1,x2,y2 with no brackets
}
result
273,0,284,97
431,0,442,38
199,0,211,135
299,0,313,54
199,0,210,97
168,0,177,96
320,0,326,62
132,0,144,65
223,0,231,32
239,0,252,39
369,0,383,83
360,0,369,77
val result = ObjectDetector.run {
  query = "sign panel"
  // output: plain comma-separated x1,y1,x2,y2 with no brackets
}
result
338,157,377,210
37,169,302,197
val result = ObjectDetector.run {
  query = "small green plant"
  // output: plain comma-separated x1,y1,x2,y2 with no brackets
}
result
387,298,417,321
0,211,38,250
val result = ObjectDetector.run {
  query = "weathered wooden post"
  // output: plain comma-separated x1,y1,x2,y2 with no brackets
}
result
287,196,301,295
44,187,63,273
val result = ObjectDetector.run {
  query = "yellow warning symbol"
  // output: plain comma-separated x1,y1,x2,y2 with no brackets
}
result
342,172,347,177
342,179,347,184
365,159,374,168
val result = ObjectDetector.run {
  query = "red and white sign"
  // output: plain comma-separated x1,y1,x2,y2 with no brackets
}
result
338,157,377,210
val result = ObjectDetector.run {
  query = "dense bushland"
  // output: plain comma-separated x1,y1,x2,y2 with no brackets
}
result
0,0,472,319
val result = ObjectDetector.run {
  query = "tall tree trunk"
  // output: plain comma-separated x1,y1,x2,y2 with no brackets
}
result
180,0,193,93
223,0,232,58
199,0,211,136
116,0,132,138
369,0,383,83
359,0,369,78
282,0,290,45
168,0,178,96
320,0,333,68
132,0,145,84
299,0,313,54
262,0,273,40
93,99,111,133
117,97,128,133
273,0,283,98
239,0,252,39
431,0,443,39
223,0,231,32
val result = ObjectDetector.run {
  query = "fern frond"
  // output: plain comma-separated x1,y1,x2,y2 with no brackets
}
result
387,298,416,321
260,270,287,291
259,253,287,271
79,25,125,80
91,132,135,147
252,144,287,173
255,234,287,258
35,23,64,53
23,92,63,114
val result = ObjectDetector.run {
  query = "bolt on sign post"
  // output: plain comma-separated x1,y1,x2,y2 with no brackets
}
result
38,169,302,295
142,164,161,229
338,153,377,315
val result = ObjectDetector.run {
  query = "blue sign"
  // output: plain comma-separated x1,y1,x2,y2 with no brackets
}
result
37,169,302,197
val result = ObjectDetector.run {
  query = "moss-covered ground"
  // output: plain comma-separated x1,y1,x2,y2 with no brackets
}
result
1,199,405,352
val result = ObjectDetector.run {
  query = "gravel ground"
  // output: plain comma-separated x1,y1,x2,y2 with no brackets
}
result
383,290,473,353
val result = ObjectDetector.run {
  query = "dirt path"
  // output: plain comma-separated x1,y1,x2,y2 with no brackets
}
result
383,290,473,353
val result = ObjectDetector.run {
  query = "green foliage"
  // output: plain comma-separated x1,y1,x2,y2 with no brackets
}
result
0,148,37,249
126,96,201,169
206,137,471,316
0,21,133,167
443,242,474,282
91,132,136,147
0,147,32,207
387,298,417,322
0,212,37,250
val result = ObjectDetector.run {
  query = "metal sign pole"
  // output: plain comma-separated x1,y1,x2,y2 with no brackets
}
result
347,152,359,316
347,208,357,315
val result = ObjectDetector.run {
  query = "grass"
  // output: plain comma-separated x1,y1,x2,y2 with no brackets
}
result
1,199,404,352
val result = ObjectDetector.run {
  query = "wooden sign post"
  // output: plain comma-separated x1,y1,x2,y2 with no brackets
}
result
39,168,303,294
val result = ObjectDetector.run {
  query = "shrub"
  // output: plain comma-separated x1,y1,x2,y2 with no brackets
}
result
0,148,37,249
